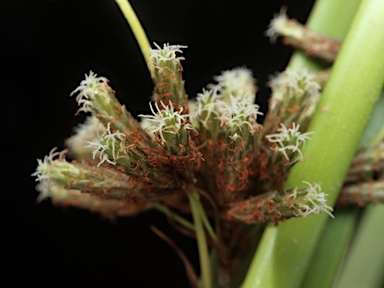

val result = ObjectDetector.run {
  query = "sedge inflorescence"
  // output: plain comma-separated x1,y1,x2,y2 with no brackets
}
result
31,8,384,286
33,42,332,224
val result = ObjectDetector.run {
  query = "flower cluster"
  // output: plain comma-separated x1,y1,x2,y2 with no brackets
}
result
31,14,384,285
33,43,333,223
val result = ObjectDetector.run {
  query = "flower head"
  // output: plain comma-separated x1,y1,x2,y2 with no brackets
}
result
265,7,289,43
208,67,258,104
291,181,334,218
140,101,189,143
70,70,109,113
266,123,313,162
149,42,187,62
148,43,188,109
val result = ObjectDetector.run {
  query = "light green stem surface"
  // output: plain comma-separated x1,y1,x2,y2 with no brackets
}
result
289,0,361,71
292,1,362,287
243,0,384,287
189,190,212,288
299,208,359,288
301,93,384,288
334,205,384,288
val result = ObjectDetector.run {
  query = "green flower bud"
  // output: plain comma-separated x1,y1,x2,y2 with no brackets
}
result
265,68,321,133
148,43,188,110
266,122,313,163
139,101,196,156
208,67,258,104
71,70,145,135
225,181,334,223
266,8,341,62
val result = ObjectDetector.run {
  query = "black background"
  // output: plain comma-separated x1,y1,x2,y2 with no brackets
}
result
4,1,315,287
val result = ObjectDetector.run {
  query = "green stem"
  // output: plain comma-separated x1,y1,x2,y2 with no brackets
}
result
197,201,218,243
189,189,212,288
299,208,360,288
151,203,195,231
243,0,384,287
289,0,361,71
333,92,384,288
301,91,384,288
334,205,384,288
360,91,384,146
114,0,151,63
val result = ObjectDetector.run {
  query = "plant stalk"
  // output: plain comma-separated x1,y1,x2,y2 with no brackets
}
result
114,0,151,63
189,189,212,288
243,0,384,287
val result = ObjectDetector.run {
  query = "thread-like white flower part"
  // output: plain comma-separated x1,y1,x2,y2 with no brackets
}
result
193,88,223,127
269,68,321,106
139,101,189,143
265,6,305,44
85,122,126,167
208,67,257,103
65,116,105,154
265,7,289,43
266,123,313,161
32,148,86,190
149,42,188,62
32,147,65,182
70,70,108,112
290,181,334,218
220,95,262,134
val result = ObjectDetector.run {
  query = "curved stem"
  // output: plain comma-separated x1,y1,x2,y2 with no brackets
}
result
151,203,195,231
189,189,212,288
114,0,151,63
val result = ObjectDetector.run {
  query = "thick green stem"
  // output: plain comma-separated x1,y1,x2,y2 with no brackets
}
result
332,93,384,288
301,93,384,288
114,0,151,63
243,0,384,287
189,190,212,288
289,0,361,71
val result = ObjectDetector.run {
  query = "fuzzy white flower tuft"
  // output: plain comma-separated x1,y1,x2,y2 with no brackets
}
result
266,123,313,161
70,71,108,112
32,148,85,189
208,67,257,104
220,95,262,134
290,181,334,218
139,101,189,143
85,122,126,167
265,7,289,43
32,147,65,182
269,68,321,103
194,88,223,127
149,42,188,62
65,116,105,157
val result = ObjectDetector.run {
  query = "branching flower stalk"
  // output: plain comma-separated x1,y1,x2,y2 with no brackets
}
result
266,7,341,62
31,0,384,287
